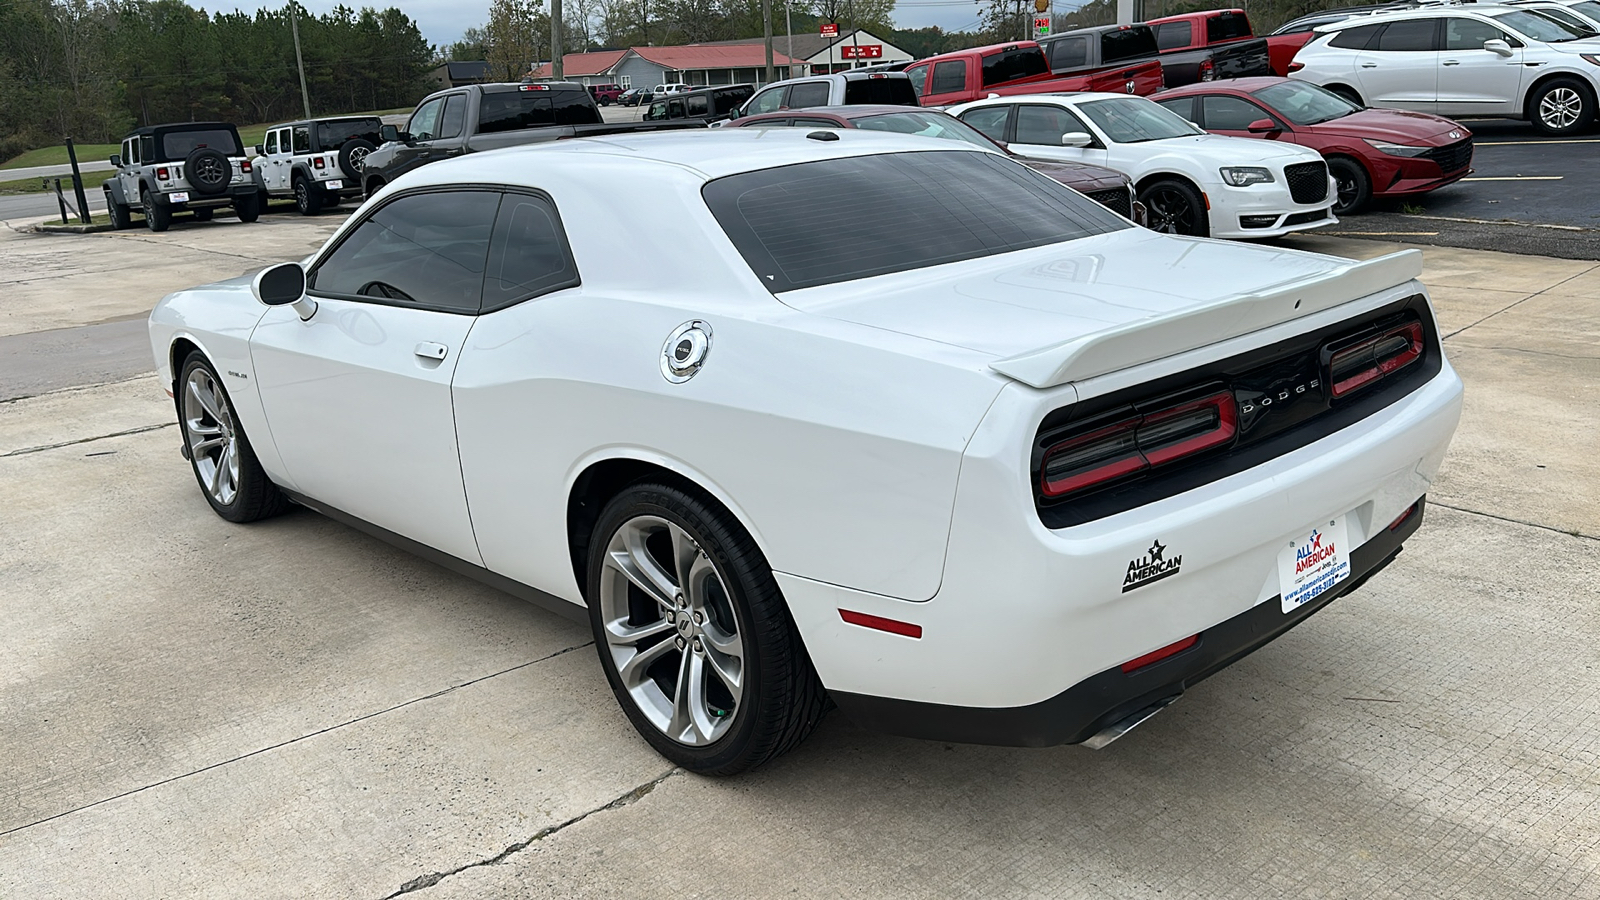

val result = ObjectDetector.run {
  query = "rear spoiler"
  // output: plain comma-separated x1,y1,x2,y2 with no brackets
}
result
988,249,1423,390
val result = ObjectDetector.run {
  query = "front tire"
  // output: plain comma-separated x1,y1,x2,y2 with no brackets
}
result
1528,78,1595,136
177,353,289,523
1138,178,1208,237
1328,156,1371,216
587,482,827,775
105,188,130,230
1326,84,1363,107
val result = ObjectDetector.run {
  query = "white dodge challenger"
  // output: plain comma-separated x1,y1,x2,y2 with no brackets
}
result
149,129,1462,774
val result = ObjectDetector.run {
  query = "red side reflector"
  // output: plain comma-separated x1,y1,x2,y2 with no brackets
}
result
839,609,922,639
1388,501,1419,531
1121,634,1199,673
1329,321,1424,399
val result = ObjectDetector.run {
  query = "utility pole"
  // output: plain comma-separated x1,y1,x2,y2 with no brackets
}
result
762,0,774,84
785,0,794,79
552,0,564,79
288,1,311,118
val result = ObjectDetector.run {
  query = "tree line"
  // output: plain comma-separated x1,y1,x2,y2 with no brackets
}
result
0,0,433,162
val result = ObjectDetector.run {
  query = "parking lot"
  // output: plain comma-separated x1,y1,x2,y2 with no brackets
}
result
1,208,1597,897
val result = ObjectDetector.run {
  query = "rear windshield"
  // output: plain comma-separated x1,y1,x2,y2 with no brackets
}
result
703,150,1127,292
1102,26,1159,62
1207,12,1253,42
981,48,1050,86
715,87,754,114
317,118,383,148
843,76,919,106
478,89,600,133
160,129,241,160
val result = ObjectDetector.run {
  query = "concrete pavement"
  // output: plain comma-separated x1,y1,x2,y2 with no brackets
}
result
0,220,1596,897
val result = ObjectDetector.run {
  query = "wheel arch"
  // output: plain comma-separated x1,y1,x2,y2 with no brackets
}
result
105,178,130,205
1323,83,1362,105
1522,70,1596,118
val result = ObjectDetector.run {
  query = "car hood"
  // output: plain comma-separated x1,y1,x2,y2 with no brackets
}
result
1305,108,1466,144
1131,132,1320,165
1017,157,1129,192
777,227,1420,386
1546,36,1600,54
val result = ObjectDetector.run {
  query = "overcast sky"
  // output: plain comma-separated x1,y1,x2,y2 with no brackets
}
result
209,1,989,51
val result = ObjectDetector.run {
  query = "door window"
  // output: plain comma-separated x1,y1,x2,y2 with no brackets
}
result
277,129,292,154
1374,19,1440,51
1207,12,1252,42
308,190,502,314
408,97,445,140
127,139,138,164
686,94,710,116
1445,17,1507,50
791,117,841,127
264,131,278,154
668,99,686,118
787,81,831,108
747,86,786,115
1155,21,1193,50
1155,96,1194,121
439,95,467,139
482,192,580,310
1200,94,1270,130
1049,36,1090,70
1329,24,1381,49
960,105,1011,141
1015,105,1092,144
292,126,311,153
929,60,967,94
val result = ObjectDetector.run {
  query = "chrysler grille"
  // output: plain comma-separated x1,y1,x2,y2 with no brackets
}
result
1284,161,1329,204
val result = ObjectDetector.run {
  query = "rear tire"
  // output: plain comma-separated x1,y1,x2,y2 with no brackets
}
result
1328,156,1371,216
141,188,170,232
177,352,290,523
1527,78,1595,136
293,176,322,216
586,481,827,775
234,191,261,223
1138,178,1208,237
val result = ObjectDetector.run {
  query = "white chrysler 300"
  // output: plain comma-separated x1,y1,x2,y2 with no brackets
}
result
148,129,1462,774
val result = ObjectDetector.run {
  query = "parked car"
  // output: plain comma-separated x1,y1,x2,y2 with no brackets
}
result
617,87,654,106
1135,10,1274,87
645,84,755,124
1042,22,1269,91
1264,4,1416,77
148,128,1461,773
903,41,1165,106
651,83,692,99
104,122,260,232
952,92,1338,237
1288,5,1600,135
589,83,624,105
250,116,382,215
733,71,919,119
360,82,700,197
1503,0,1600,33
1155,78,1473,214
726,104,1146,221
1506,0,1600,24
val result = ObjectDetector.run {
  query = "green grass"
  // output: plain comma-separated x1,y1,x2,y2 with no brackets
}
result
0,143,120,171
0,169,115,196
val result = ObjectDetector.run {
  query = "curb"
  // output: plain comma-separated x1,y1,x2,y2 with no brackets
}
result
33,222,114,234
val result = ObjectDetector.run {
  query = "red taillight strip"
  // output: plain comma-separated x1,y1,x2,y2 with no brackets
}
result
1330,321,1424,398
1140,392,1238,466
839,609,922,639
1121,634,1199,673
1041,391,1237,499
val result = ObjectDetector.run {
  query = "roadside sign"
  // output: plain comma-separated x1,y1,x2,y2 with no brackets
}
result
821,22,839,36
1034,16,1051,37
840,44,882,59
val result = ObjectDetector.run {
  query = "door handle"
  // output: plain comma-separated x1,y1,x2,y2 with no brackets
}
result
1360,62,1378,68
414,342,448,361
1443,60,1460,66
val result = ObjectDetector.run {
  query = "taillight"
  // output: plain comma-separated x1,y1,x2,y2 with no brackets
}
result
313,156,325,169
156,167,170,180
1327,321,1424,399
1198,58,1215,81
1287,61,1305,73
240,159,252,173
1041,390,1237,499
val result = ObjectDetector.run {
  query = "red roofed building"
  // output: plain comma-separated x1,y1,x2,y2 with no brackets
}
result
527,45,803,92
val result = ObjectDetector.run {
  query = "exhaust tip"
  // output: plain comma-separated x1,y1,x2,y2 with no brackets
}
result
1081,694,1180,750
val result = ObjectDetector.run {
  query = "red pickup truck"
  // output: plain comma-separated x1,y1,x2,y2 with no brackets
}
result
902,41,1163,108
1143,9,1271,88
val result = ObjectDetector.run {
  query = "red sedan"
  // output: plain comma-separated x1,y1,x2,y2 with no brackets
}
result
1154,77,1472,215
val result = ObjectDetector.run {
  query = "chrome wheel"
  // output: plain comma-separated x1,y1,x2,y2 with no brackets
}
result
1539,88,1582,130
598,515,744,747
183,367,239,507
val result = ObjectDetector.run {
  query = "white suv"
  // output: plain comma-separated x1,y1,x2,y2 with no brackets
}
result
1289,5,1600,135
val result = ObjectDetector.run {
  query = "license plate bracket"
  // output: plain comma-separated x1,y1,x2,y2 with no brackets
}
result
1278,514,1351,613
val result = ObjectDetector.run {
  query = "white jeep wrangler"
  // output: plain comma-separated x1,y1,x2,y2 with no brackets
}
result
104,122,260,232
249,117,381,215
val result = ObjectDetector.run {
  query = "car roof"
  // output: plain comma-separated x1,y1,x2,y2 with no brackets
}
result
126,122,238,137
1319,4,1528,26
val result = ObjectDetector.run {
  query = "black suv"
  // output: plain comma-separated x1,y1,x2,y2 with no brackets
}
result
250,116,383,215
105,123,259,232
644,85,755,124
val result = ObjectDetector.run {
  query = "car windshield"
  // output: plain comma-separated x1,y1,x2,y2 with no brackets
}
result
703,150,1128,292
1078,97,1201,143
160,128,242,159
1577,1,1600,20
317,118,383,148
853,111,999,150
1530,6,1598,33
1252,80,1360,126
1492,8,1590,39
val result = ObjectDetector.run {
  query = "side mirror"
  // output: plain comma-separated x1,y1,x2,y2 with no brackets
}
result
1247,118,1279,133
379,124,400,143
110,154,121,167
251,262,317,321
254,144,264,156
1060,131,1093,147
1483,39,1513,57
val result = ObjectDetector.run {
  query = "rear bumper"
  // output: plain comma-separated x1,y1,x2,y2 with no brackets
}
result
156,183,257,207
831,497,1423,747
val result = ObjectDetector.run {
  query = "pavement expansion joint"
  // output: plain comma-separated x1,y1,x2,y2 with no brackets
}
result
1439,262,1600,340
382,767,682,898
0,421,174,457
1430,500,1598,544
0,641,597,840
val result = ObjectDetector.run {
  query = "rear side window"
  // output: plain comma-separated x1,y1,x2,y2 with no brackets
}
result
1207,12,1252,42
553,90,602,125
1154,96,1193,121
1102,27,1159,62
292,126,311,153
715,87,754,113
702,150,1128,292
960,105,1011,140
1155,21,1193,50
1201,95,1268,130
686,94,710,116
930,60,967,94
842,77,918,106
1374,20,1439,51
981,48,1049,86
1329,24,1381,49
482,192,580,310
787,81,831,108
478,91,555,133
1048,36,1090,69
439,95,467,139
309,189,501,314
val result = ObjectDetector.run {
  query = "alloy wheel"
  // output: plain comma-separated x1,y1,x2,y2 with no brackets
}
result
598,515,745,747
183,367,240,506
1145,188,1195,235
348,146,371,170
1334,173,1359,213
1540,88,1582,130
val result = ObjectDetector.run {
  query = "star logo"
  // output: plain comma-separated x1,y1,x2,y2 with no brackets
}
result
1148,540,1166,562
1308,530,1321,550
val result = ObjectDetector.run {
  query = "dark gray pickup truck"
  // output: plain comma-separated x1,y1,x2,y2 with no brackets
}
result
1040,19,1270,90
360,81,696,197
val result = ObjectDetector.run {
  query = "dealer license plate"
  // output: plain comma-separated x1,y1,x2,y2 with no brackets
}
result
1278,515,1351,613
169,191,190,203
325,179,343,190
